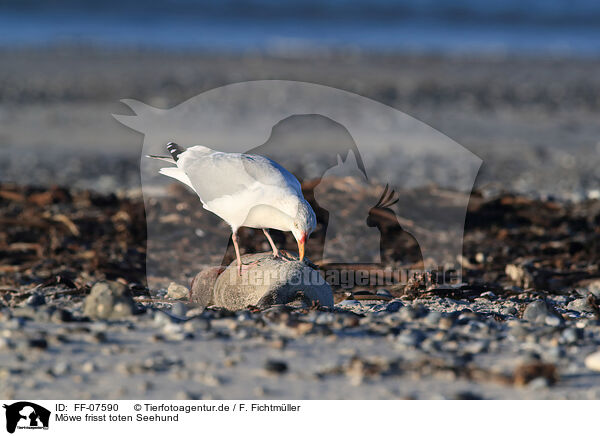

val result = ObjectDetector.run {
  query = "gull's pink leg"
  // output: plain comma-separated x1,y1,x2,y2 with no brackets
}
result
232,231,243,276
262,229,279,258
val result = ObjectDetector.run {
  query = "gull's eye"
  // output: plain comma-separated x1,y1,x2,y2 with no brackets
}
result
294,222,299,229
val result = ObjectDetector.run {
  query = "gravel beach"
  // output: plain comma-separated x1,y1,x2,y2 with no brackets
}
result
2,47,600,399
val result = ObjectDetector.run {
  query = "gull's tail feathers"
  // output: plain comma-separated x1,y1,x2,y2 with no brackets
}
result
167,141,186,161
146,155,174,163
158,167,197,193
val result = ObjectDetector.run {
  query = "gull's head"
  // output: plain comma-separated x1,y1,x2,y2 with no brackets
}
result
291,200,317,262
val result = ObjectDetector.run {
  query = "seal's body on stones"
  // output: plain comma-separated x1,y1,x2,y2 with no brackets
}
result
191,252,333,311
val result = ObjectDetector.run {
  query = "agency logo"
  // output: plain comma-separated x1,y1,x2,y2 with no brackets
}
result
3,402,50,434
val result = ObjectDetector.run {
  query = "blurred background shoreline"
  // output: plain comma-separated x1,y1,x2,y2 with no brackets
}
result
2,48,599,201
3,0,600,55
1,0,599,200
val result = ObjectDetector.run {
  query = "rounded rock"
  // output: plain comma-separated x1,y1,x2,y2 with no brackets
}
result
26,292,46,307
84,281,137,320
584,351,600,372
213,253,333,311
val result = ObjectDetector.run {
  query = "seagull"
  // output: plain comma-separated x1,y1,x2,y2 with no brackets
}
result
148,142,316,275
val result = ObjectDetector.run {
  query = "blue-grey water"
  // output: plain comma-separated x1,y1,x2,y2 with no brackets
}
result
1,0,599,54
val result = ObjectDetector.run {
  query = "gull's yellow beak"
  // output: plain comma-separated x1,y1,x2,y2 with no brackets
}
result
298,234,306,261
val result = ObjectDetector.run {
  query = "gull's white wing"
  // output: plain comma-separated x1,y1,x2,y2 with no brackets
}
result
158,167,196,192
178,146,302,206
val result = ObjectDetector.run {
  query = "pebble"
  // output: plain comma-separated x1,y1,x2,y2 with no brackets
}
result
545,315,563,327
376,289,393,298
264,359,288,374
397,330,426,347
166,282,189,300
567,298,595,313
51,309,74,323
81,361,97,373
26,292,46,307
523,300,563,326
464,340,489,354
52,362,71,376
171,302,188,318
337,300,362,309
385,300,403,313
27,338,48,349
423,311,443,326
584,351,600,372
83,281,137,320
438,316,454,330
183,318,211,332
501,306,518,316
398,306,417,321
0,338,13,350
453,391,483,400
7,318,26,329
545,346,565,361
527,377,550,390
561,328,582,344
154,310,174,326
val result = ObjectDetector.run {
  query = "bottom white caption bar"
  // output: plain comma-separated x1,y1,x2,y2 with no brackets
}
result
1,400,595,436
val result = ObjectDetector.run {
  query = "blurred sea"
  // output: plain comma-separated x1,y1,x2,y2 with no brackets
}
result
0,0,599,55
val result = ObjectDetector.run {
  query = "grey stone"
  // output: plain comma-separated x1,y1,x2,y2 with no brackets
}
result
264,359,288,374
337,300,362,308
385,300,403,313
26,292,46,307
457,310,480,324
83,281,137,320
171,302,188,318
567,298,595,313
166,282,189,300
212,253,333,311
584,351,600,372
397,330,426,347
51,308,73,323
464,340,489,354
545,315,563,327
522,300,563,325
546,346,565,361
527,377,549,390
505,262,536,288
561,327,582,344
154,310,173,326
183,318,211,332
52,362,71,376
423,311,443,326
0,338,13,350
376,289,392,298
575,279,600,299
398,306,417,321
82,361,97,373
27,337,47,349
189,266,225,306
501,305,518,316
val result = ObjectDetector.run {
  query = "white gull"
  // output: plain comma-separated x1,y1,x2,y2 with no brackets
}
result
148,142,316,274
